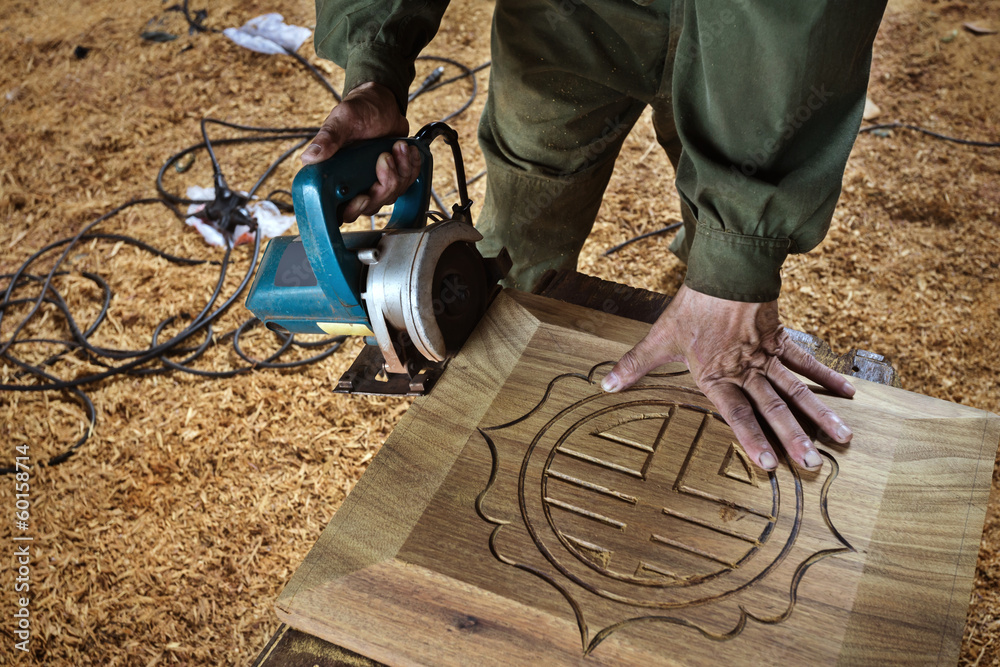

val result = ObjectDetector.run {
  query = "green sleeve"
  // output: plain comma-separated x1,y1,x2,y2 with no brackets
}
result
314,0,450,113
671,0,886,302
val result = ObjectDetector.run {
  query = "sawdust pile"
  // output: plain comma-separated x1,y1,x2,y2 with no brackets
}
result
1,0,998,664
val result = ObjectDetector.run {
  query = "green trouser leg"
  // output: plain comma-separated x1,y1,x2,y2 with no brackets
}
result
652,109,697,265
475,141,629,293
475,0,677,292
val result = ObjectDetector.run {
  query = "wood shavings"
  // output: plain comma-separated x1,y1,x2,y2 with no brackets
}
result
0,0,998,665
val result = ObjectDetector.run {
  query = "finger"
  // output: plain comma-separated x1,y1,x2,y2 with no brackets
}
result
407,144,422,171
601,329,680,393
392,141,413,185
766,361,852,444
702,382,778,471
391,141,424,193
366,151,403,206
340,194,371,224
343,144,423,223
743,371,823,470
302,111,351,165
301,140,328,165
780,342,856,399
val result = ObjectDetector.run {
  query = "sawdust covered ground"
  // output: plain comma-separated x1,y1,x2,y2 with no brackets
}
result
0,0,998,664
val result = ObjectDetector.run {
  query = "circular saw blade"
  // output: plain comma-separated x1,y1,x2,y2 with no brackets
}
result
428,240,491,353
365,219,496,374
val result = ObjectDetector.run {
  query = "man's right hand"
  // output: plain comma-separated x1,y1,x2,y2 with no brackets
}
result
301,82,422,223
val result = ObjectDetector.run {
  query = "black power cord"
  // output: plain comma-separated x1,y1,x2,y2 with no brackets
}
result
0,24,489,473
603,222,682,257
859,121,1000,148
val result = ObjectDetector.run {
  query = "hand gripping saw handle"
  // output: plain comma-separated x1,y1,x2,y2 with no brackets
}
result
246,122,471,336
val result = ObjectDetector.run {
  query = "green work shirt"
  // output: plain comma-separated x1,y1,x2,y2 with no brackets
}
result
313,0,886,302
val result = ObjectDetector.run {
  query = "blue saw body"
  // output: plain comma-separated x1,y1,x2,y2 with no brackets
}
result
243,121,508,384
245,136,433,335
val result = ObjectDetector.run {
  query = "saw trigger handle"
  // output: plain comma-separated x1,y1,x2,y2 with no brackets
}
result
293,135,434,232
291,137,434,326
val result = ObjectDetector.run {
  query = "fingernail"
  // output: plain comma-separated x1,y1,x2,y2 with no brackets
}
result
803,449,822,469
758,451,777,470
836,423,852,441
355,196,370,214
302,144,322,162
601,373,621,393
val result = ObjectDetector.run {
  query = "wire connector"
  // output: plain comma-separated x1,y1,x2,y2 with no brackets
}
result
195,176,257,240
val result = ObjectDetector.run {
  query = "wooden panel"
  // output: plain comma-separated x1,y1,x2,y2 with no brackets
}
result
276,291,999,666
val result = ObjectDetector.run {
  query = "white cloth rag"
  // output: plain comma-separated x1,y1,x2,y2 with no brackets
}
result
185,185,296,248
222,13,311,55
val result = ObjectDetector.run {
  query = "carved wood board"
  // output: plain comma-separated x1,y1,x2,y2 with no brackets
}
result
276,291,1000,666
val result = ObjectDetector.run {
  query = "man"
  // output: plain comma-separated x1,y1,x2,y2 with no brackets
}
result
300,0,887,472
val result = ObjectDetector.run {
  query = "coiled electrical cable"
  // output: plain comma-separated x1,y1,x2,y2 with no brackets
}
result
1,17,490,473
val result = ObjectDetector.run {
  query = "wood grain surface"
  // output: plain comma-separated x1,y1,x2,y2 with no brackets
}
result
276,290,999,666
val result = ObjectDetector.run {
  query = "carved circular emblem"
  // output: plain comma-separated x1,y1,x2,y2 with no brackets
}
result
518,390,803,609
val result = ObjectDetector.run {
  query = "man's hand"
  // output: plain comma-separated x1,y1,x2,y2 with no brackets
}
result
301,82,422,223
602,284,855,471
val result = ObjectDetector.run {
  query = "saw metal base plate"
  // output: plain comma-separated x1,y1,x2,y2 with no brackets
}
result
335,344,447,397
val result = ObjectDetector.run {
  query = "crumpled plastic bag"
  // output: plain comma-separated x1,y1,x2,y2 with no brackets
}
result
185,186,296,248
222,13,311,55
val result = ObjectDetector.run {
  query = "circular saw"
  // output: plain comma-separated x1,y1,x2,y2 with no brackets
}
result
245,122,509,384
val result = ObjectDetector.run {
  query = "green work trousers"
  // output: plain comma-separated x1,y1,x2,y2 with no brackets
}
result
471,0,885,297
315,0,886,300
475,0,686,292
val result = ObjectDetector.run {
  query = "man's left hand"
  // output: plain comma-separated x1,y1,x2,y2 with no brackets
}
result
601,284,855,471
